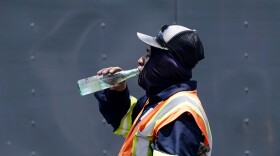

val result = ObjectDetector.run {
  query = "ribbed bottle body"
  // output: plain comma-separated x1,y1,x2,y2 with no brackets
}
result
77,68,139,96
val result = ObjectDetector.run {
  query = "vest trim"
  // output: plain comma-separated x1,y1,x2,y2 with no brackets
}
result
118,91,212,156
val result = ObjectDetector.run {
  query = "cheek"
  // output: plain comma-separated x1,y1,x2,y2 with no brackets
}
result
140,55,151,66
140,56,152,72
144,57,150,64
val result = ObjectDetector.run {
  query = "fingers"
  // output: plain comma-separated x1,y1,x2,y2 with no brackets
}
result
97,66,122,76
96,66,127,92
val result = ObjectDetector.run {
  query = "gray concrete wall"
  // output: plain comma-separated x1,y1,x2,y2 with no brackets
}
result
0,0,279,155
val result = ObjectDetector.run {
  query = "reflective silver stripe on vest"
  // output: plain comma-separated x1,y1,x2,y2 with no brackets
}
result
135,132,151,156
180,95,212,141
176,95,212,156
135,94,211,156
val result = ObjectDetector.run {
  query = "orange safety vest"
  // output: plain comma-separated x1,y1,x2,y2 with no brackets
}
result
118,91,212,156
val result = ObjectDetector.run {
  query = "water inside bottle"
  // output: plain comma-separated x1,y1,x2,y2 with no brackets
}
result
78,76,111,96
77,68,139,96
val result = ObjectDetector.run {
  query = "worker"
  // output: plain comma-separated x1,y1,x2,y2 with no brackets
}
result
94,24,212,156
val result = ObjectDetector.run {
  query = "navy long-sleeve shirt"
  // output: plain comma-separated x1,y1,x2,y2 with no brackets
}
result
94,81,204,156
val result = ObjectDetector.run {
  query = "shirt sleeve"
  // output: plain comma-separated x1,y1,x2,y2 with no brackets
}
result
154,113,203,156
94,87,131,131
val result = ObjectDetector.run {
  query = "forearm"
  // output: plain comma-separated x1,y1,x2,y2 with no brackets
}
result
94,86,131,130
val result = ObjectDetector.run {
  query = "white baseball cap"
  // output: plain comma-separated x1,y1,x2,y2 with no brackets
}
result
136,24,204,68
137,25,195,50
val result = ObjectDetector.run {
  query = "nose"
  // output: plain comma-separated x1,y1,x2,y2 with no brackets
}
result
137,56,145,66
137,56,146,72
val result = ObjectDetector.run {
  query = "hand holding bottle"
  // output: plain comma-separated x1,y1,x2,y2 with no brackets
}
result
96,66,127,92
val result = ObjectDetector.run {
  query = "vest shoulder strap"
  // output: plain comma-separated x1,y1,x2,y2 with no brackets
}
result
151,91,212,147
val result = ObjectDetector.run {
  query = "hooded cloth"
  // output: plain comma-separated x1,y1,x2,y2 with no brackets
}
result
138,46,192,97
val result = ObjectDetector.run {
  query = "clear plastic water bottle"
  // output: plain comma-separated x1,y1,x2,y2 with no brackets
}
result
77,68,139,96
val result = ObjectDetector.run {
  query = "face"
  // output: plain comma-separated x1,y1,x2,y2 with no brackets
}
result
137,46,151,72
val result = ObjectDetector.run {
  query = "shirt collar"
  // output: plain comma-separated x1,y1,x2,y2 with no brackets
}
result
148,80,197,104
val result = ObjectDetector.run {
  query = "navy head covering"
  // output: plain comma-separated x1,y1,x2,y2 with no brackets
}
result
138,46,192,97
